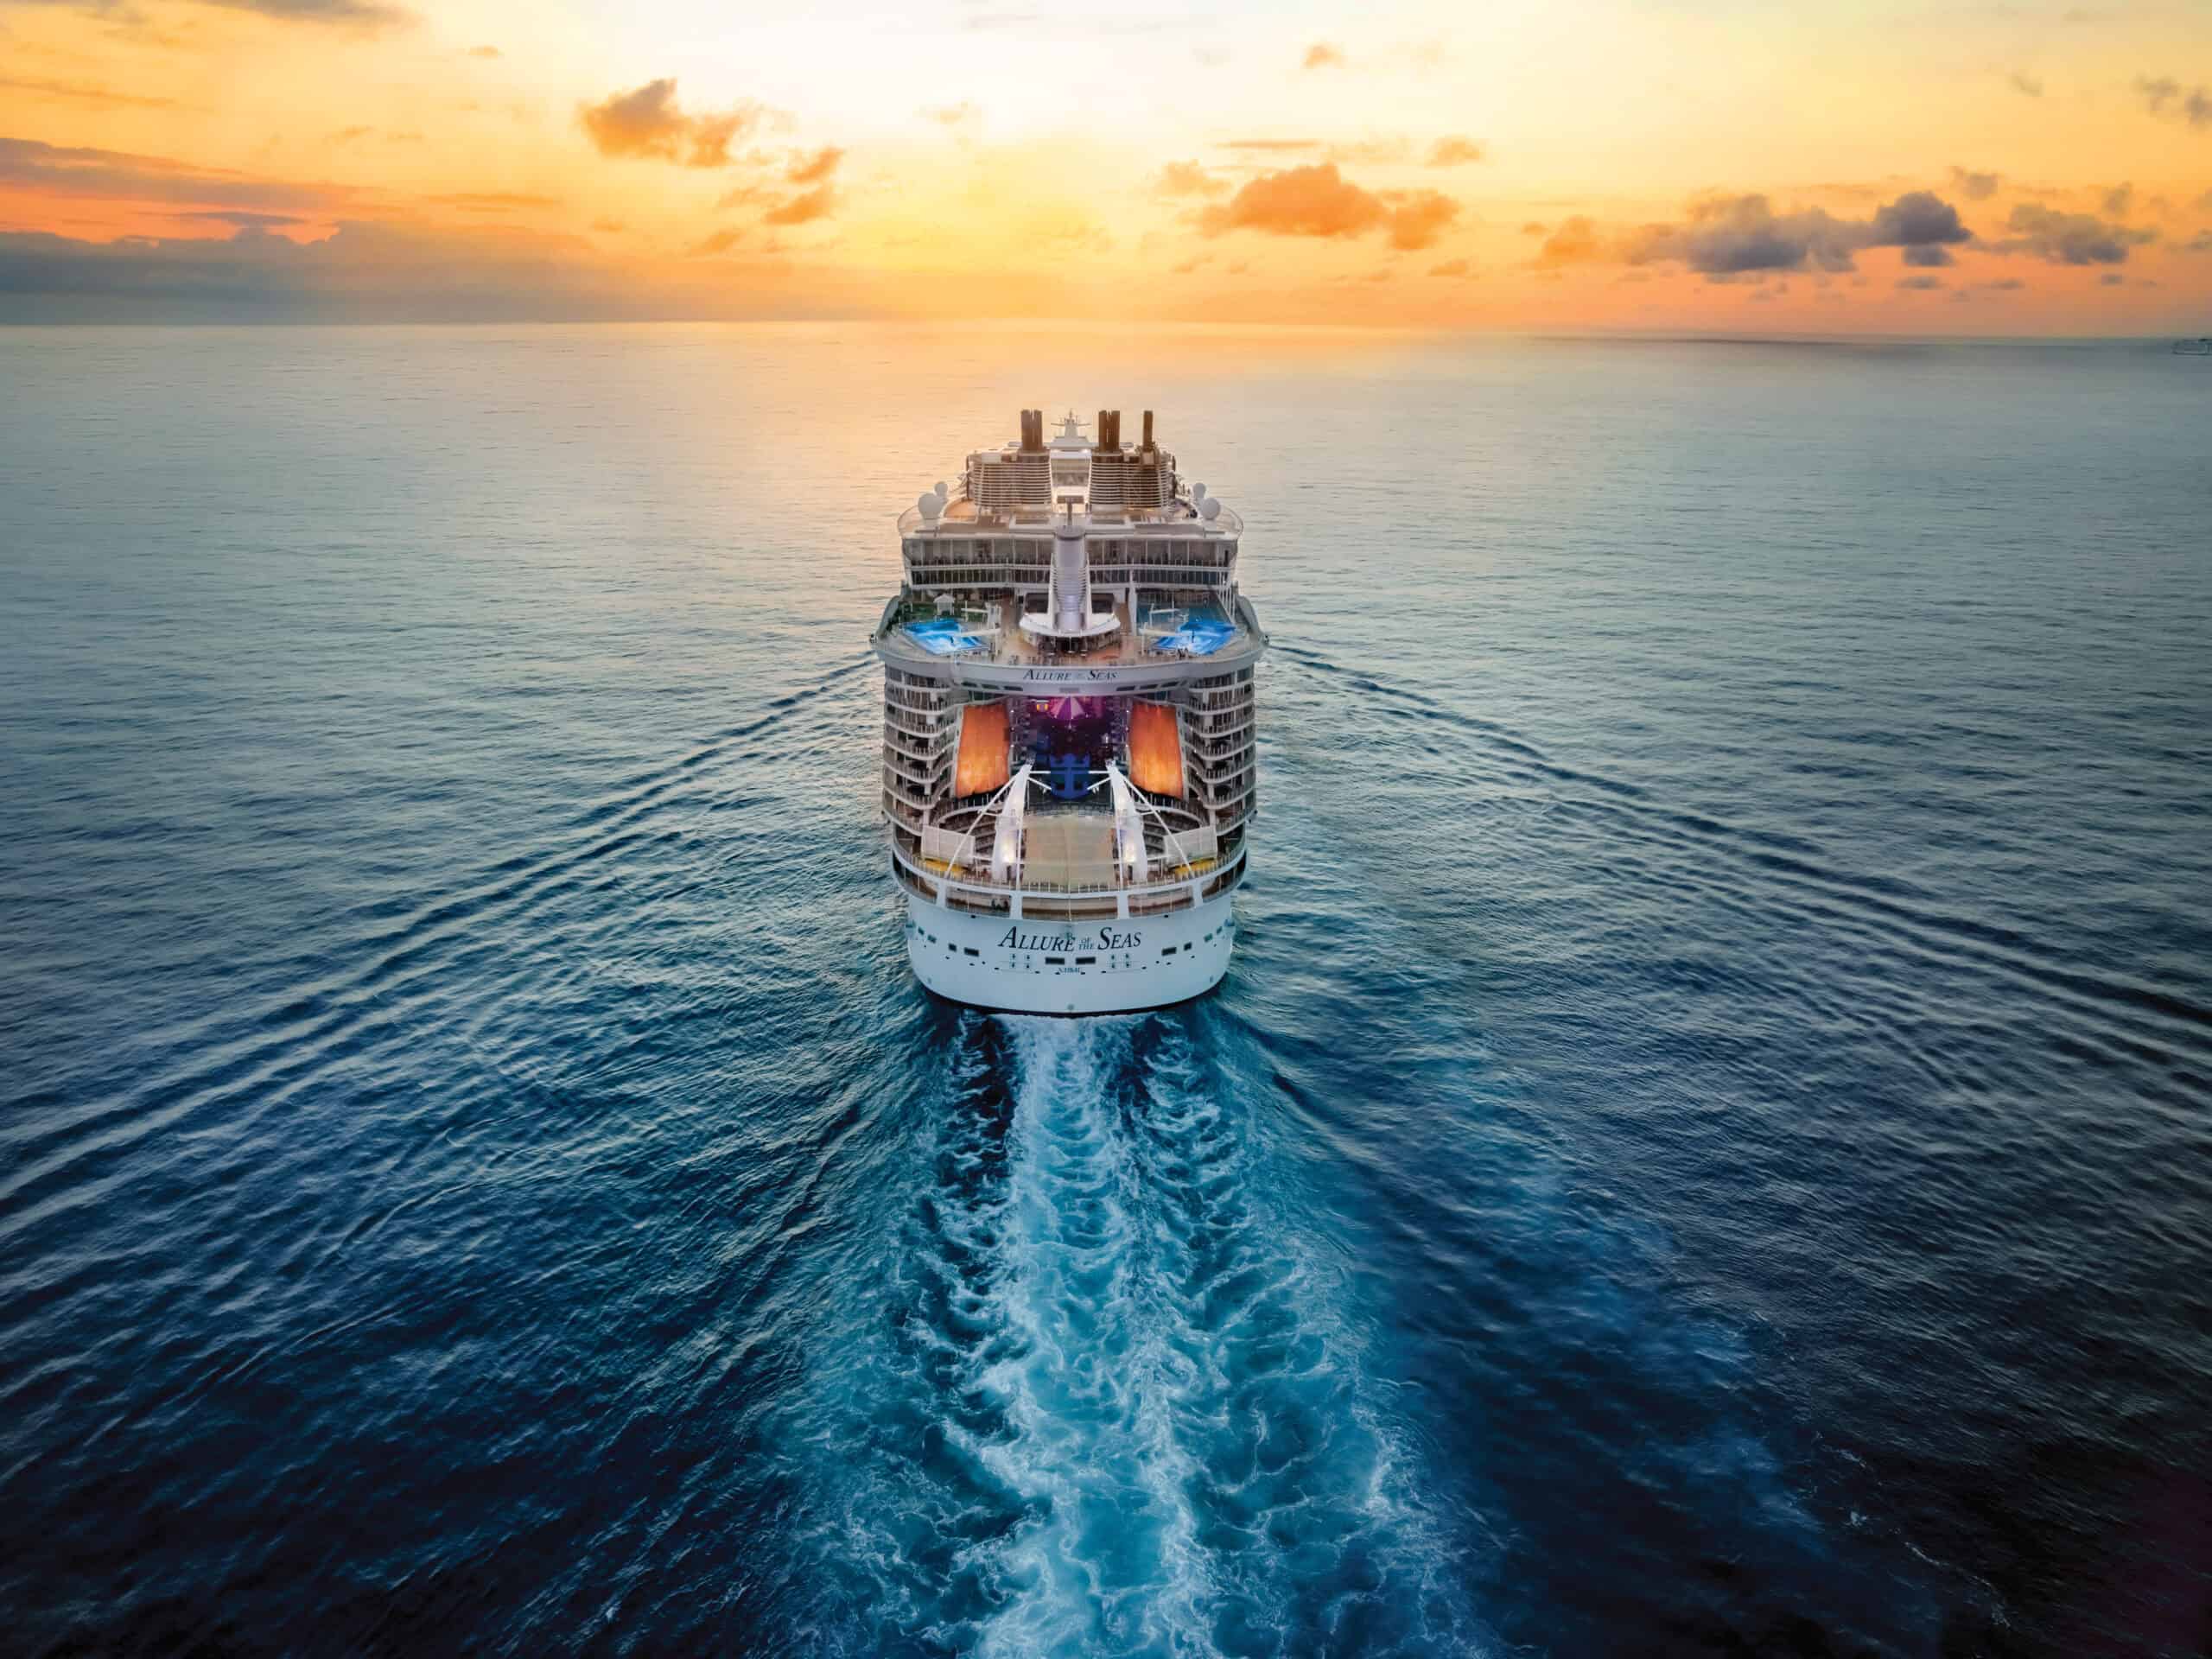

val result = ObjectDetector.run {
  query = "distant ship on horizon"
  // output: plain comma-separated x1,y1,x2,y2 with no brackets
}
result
871,409,1265,1015
2173,337,2211,355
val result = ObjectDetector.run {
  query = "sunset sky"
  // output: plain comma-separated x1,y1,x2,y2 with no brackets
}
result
3,0,2209,328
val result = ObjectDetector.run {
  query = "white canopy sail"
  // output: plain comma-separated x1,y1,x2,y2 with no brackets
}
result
1105,762,1148,885
990,764,1033,884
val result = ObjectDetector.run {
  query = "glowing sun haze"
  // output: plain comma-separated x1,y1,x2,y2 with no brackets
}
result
3,0,2209,329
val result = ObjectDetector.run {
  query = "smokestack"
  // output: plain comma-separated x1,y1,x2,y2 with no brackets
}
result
1107,410,1122,449
1020,409,1042,452
1096,410,1110,452
1141,410,1154,449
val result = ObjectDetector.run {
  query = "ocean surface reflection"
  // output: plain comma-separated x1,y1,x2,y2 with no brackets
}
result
3,325,2207,1656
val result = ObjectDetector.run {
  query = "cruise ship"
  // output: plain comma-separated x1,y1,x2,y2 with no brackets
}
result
872,409,1265,1014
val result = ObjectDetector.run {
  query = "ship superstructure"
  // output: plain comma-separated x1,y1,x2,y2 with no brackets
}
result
872,409,1264,1014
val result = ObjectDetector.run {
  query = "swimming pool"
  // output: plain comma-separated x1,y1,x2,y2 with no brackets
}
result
1151,616,1235,656
904,618,983,655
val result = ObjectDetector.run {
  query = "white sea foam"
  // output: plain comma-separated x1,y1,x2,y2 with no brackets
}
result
962,1017,1482,1657
800,1011,1485,1656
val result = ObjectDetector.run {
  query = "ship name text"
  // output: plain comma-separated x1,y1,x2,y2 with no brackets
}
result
999,926,1145,951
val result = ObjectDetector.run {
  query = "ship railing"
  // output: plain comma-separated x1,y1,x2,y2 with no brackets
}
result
884,710,950,745
899,504,1243,537
878,621,1251,670
890,834,1243,905
883,750,950,787
883,729,947,767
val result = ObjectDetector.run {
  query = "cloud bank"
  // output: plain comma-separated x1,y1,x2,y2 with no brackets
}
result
2134,75,2212,129
1544,190,1974,276
0,221,862,322
2000,203,2156,264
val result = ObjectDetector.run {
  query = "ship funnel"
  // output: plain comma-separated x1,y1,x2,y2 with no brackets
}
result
1141,410,1154,450
1019,409,1044,452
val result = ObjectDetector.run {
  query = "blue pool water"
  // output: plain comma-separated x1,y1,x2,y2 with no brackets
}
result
906,618,984,655
2,325,2208,1656
1153,616,1236,657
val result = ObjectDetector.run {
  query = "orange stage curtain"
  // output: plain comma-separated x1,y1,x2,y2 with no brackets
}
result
953,700,1011,797
1128,700,1184,798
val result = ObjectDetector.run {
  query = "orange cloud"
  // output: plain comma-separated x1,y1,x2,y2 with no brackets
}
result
204,0,410,24
761,183,834,226
785,144,842,185
578,79,767,168
429,191,556,212
1301,42,1345,71
0,76,181,111
1426,136,1484,167
1537,214,1605,265
1154,160,1227,199
1382,188,1458,250
0,136,349,217
1326,137,1411,166
1197,162,1457,249
1199,162,1381,238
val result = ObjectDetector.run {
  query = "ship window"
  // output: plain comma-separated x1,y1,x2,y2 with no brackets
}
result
963,946,980,957
1075,956,1096,965
1045,956,1065,965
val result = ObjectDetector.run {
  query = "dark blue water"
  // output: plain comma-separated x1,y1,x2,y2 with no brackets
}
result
3,326,2209,1656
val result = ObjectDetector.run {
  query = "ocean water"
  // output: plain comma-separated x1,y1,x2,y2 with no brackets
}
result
3,325,2209,1657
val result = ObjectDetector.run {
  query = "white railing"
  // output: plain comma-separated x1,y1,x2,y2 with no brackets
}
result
890,832,1244,906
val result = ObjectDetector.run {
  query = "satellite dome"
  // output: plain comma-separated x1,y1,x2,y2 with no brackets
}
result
1192,482,1208,502
934,480,949,499
918,492,943,518
1199,497,1222,521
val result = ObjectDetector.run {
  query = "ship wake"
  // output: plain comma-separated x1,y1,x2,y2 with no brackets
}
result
802,1014,1483,1657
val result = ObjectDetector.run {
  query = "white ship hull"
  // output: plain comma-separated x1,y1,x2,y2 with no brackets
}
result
905,890,1236,1015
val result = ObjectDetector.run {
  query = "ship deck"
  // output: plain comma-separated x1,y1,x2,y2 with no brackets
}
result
917,800,1225,897
879,589,1254,671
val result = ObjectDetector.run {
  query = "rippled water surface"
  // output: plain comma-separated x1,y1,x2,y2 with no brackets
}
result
3,326,2209,1656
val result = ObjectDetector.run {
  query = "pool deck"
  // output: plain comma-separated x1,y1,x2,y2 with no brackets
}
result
881,590,1248,671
